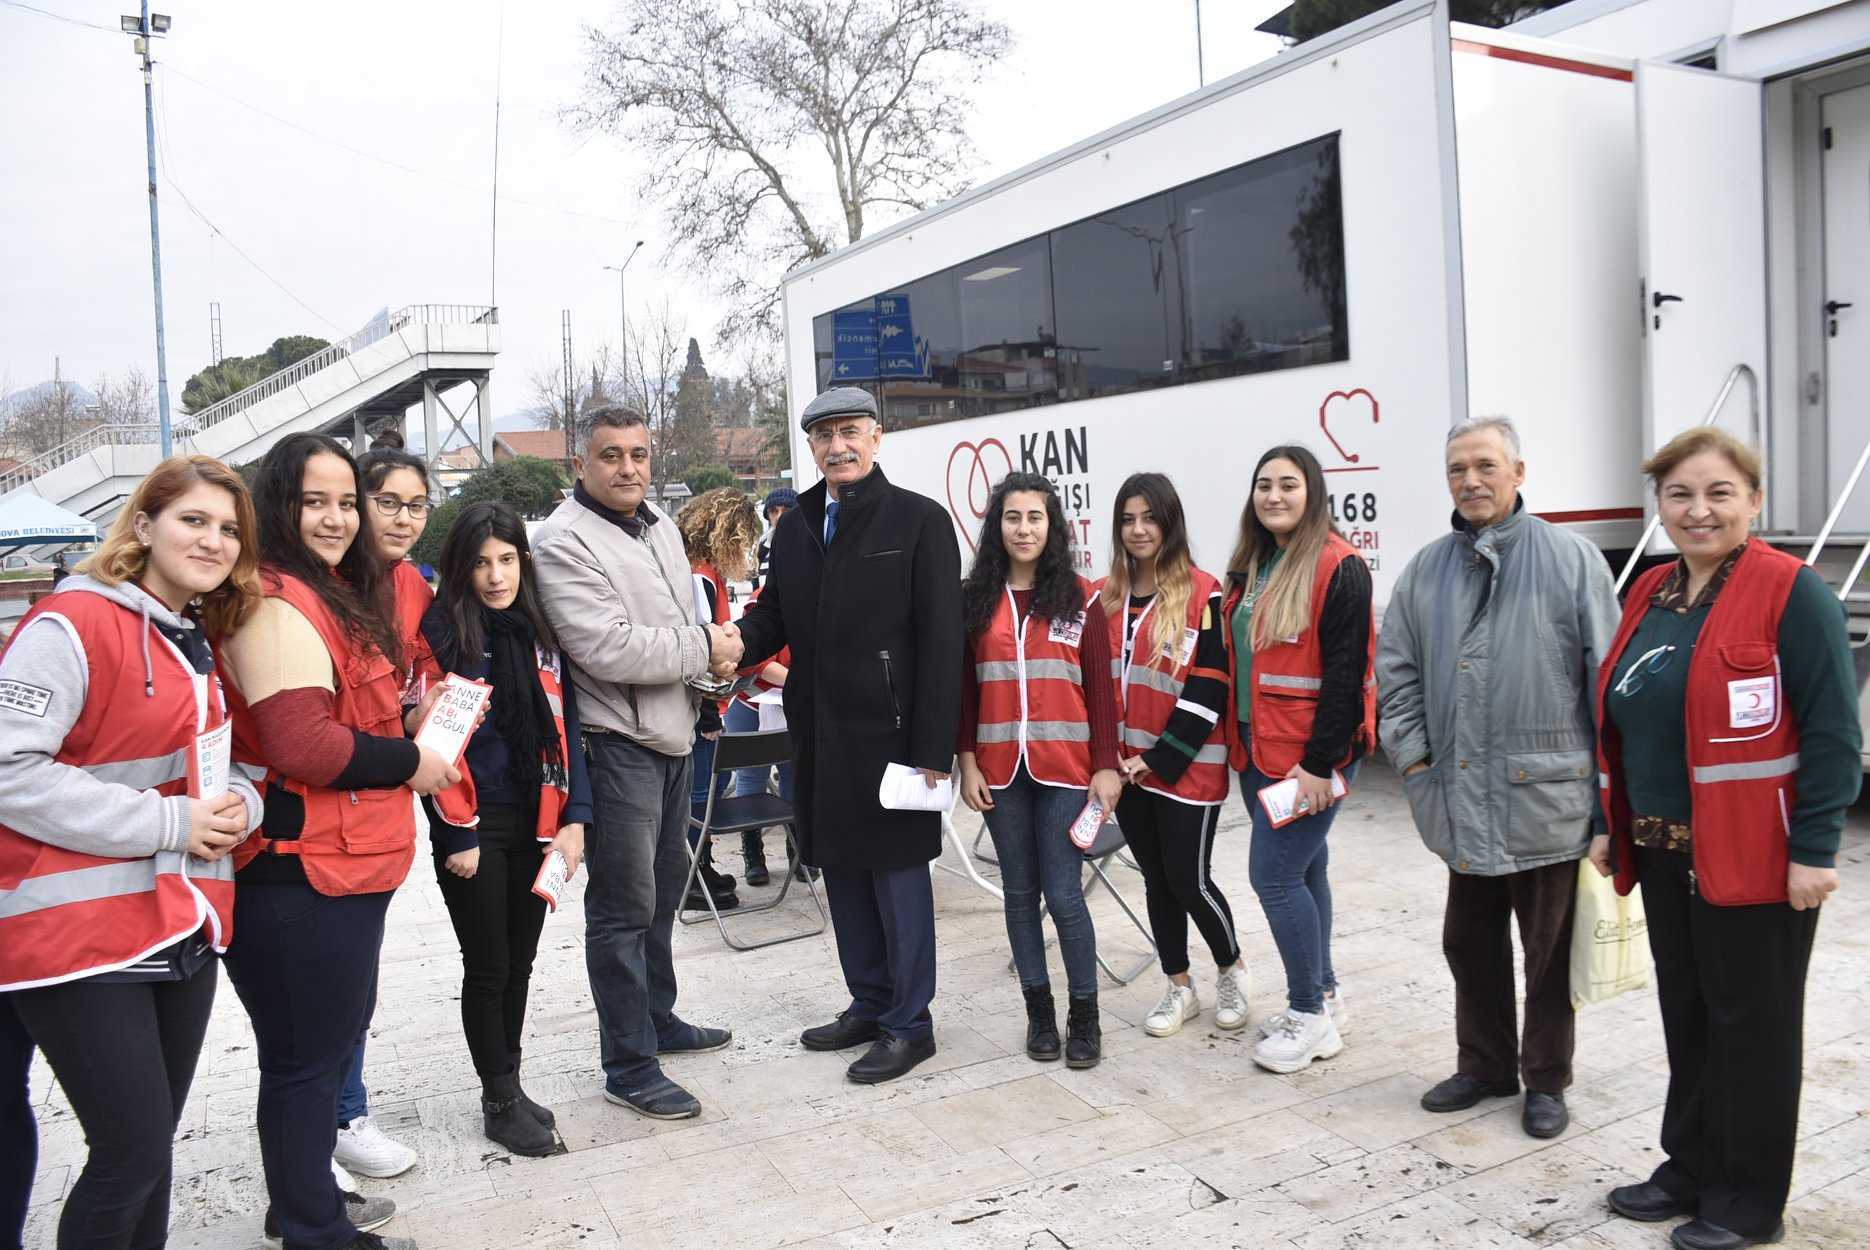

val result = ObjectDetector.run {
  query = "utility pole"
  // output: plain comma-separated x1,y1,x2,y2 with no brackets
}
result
1195,0,1206,87
122,5,174,457
560,310,576,486
603,240,644,407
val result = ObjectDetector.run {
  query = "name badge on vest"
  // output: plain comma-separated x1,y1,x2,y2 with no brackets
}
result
1727,676,1776,729
1169,627,1197,665
1047,612,1085,647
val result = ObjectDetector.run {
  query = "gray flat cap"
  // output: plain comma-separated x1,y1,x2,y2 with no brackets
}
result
800,386,879,431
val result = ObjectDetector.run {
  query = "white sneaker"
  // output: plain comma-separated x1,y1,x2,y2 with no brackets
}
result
333,1114,418,1179
1213,964,1252,1031
1143,980,1200,1037
1251,1007,1344,1074
1257,987,1349,1040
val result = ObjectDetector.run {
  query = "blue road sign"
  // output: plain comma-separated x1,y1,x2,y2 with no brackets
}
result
831,308,878,381
875,294,923,378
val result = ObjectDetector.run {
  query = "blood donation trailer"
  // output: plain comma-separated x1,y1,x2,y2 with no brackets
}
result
778,0,1870,762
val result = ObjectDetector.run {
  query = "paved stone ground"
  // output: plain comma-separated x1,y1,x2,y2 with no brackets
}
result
24,768,1870,1249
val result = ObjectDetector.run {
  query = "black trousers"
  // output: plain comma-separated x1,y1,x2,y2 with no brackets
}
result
1443,859,1577,1094
1115,789,1239,977
1638,847,1819,1235
1,997,33,1250
224,883,391,1250
12,964,217,1250
434,803,550,1079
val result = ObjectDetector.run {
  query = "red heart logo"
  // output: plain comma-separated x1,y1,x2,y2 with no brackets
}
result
945,438,1014,552
1318,389,1380,464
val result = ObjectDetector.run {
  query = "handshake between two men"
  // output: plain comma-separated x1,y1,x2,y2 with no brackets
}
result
708,622,743,678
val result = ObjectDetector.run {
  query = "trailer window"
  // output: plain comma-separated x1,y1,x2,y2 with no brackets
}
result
1052,194,1184,401
1175,134,1347,382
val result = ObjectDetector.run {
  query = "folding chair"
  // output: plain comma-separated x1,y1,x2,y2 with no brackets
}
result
680,729,826,951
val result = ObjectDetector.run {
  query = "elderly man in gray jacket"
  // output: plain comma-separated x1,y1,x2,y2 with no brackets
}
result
1376,415,1619,1142
532,405,742,1121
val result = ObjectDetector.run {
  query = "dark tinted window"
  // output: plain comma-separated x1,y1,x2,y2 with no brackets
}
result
954,237,1056,418
1051,194,1182,400
1175,134,1347,380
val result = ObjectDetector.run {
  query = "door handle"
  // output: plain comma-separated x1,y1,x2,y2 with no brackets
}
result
1825,300,1854,315
1652,292,1684,309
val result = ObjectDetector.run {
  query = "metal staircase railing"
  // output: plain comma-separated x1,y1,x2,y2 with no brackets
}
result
1805,428,1870,648
0,305,497,497
1613,362,1760,594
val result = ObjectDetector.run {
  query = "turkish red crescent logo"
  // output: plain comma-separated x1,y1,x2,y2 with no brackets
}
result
945,438,1014,551
1319,388,1380,464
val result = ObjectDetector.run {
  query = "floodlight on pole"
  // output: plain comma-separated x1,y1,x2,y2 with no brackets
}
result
123,4,175,458
603,240,646,403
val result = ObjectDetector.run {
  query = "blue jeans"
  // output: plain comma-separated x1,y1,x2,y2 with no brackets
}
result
823,864,937,1040
1,997,36,1250
1240,757,1358,1016
336,1033,368,1127
583,732,692,1090
724,699,793,802
981,767,1099,998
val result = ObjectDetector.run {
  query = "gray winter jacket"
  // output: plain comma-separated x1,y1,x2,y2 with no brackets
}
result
532,492,709,758
1375,501,1619,876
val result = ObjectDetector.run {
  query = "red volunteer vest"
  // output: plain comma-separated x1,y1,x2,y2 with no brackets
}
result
0,589,236,990
231,570,416,896
1102,567,1230,806
972,578,1096,789
1222,534,1377,778
391,560,436,695
1596,541,1804,906
735,583,791,708
694,560,732,715
432,643,573,842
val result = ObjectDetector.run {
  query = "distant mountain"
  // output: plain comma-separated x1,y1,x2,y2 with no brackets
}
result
0,380,97,418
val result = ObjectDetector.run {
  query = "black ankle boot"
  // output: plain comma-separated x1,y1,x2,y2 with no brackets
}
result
1023,986,1060,1061
742,833,770,887
508,1051,555,1129
482,1072,559,1157
1066,993,1102,1069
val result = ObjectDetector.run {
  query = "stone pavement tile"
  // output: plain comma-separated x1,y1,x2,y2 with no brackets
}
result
1790,1110,1870,1200
391,1180,621,1249
484,1132,670,1198
27,1164,67,1209
1443,1146,1632,1244
1145,1066,1313,1136
1005,1158,1223,1244
1281,1039,1424,1100
756,1107,960,1190
1414,1102,1570,1174
544,1086,728,1151
837,1145,1033,1223
1561,1063,1668,1134
1803,1031,1870,1107
637,1183,872,1249
1031,1028,1255,1110
1785,1167,1870,1249
1557,1108,1667,1181
1000,1105,1181,1177
590,1141,795,1229
1276,1142,1465,1223
821,1189,1053,1250
1294,1072,1498,1153
1290,1192,1541,1250
1119,1189,1317,1249
1149,1107,1360,1196
909,1073,1101,1153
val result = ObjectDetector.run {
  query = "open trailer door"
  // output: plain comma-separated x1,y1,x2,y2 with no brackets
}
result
1635,61,1768,487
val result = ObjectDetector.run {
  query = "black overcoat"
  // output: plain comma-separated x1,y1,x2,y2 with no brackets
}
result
735,465,962,870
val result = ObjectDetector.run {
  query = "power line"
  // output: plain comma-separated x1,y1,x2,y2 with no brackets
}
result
0,0,118,34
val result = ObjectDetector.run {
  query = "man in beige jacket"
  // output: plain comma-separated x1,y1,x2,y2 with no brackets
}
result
533,405,742,1120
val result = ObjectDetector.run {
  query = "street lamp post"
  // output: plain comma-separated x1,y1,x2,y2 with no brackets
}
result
603,240,645,406
122,4,174,457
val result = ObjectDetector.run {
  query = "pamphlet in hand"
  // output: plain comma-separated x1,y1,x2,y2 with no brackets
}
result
878,763,955,812
1067,797,1113,851
188,719,233,801
1257,770,1350,829
532,848,573,913
414,674,493,766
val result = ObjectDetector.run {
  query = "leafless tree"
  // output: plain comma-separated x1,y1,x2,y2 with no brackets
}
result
568,0,1012,344
92,367,156,427
528,342,623,432
0,369,100,459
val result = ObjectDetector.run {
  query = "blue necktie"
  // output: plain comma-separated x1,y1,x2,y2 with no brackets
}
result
824,499,840,546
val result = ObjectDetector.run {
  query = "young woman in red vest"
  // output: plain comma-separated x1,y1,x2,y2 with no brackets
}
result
322,445,436,1181
221,433,459,1250
676,488,762,913
1221,445,1375,1074
0,455,264,1248
1592,429,1859,1250
957,473,1122,1069
422,501,591,1158
1098,472,1248,1039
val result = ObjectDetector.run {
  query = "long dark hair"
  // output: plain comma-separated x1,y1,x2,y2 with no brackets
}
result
252,432,403,670
961,473,1084,637
431,500,558,669
1099,471,1194,659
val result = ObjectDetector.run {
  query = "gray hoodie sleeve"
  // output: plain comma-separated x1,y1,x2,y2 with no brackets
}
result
0,615,192,858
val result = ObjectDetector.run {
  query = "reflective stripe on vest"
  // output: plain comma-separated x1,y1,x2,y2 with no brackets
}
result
972,581,1095,789
1108,569,1229,805
1691,752,1800,784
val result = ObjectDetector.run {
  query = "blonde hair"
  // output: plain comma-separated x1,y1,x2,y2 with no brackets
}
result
1642,427,1762,494
79,455,263,639
677,487,761,582
1229,446,1336,649
1100,472,1194,659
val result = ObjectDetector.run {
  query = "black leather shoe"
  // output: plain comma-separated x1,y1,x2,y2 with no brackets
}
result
846,1033,937,1085
684,883,740,912
1670,1218,1784,1250
1023,986,1060,1061
1608,1182,1694,1223
800,1010,882,1052
1420,1073,1520,1112
1523,1091,1569,1138
791,856,821,883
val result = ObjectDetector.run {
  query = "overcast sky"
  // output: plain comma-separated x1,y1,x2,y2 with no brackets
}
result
0,0,1284,423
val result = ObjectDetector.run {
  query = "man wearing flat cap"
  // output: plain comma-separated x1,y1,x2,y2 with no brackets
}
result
733,386,963,1084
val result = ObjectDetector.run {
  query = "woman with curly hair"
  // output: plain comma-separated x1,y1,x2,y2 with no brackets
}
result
957,473,1120,1069
676,488,762,911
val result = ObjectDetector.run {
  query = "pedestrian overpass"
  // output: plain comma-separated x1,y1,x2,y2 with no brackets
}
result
0,304,500,526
